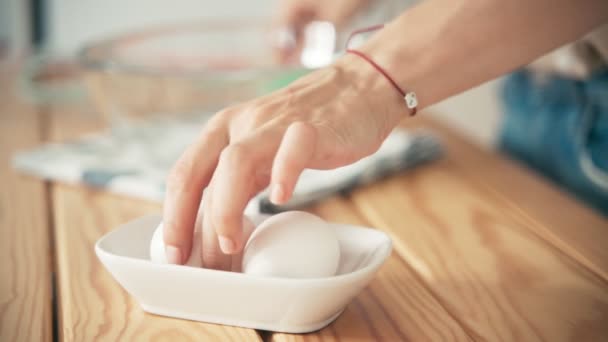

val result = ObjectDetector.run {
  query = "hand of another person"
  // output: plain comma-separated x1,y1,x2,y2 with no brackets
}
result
274,0,371,63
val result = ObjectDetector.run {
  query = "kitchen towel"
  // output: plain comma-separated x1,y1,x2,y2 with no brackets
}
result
13,119,442,212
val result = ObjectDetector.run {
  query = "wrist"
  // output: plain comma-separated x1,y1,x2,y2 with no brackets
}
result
333,52,408,131
356,2,449,109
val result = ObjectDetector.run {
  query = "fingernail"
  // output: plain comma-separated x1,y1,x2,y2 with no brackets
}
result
270,183,284,204
165,245,182,264
218,235,237,254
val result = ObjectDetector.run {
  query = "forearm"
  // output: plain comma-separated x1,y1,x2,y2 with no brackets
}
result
361,0,608,108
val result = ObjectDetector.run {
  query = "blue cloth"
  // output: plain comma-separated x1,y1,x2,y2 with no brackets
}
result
500,69,608,216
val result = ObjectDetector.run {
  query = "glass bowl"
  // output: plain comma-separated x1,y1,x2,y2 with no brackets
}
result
78,20,336,130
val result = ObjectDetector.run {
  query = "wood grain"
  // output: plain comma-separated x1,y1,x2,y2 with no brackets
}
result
47,106,262,341
352,160,608,341
405,116,608,281
8,61,605,342
271,197,472,342
0,69,53,342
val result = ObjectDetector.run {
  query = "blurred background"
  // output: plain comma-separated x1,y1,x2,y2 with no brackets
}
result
0,0,502,148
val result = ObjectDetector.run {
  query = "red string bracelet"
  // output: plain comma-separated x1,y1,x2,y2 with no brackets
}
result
345,25,418,116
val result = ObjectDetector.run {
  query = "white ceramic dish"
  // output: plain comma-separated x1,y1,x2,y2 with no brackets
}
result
95,215,392,333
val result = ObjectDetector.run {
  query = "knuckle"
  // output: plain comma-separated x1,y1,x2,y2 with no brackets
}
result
235,105,269,134
250,107,270,129
212,210,240,235
214,211,232,229
201,124,226,144
220,143,254,166
166,155,193,191
216,105,239,120
202,114,229,138
204,106,238,132
204,118,225,136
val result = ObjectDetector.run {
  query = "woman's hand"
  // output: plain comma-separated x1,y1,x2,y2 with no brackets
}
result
162,54,406,270
274,0,371,63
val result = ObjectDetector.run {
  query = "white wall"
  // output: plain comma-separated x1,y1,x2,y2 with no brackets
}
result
0,0,30,58
428,80,504,149
47,0,278,54
46,0,503,148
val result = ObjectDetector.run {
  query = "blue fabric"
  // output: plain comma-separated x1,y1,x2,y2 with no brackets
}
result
500,69,608,216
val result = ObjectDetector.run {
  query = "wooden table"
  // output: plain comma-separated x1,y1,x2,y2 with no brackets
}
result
1,64,607,342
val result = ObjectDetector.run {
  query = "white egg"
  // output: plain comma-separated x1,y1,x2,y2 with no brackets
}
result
242,211,341,278
149,216,257,269
149,223,203,267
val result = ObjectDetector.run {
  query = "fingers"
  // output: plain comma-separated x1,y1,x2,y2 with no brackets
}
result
324,0,371,27
206,128,283,255
163,123,228,264
200,186,232,270
273,1,314,63
273,27,297,63
200,188,258,271
230,217,256,272
270,122,317,205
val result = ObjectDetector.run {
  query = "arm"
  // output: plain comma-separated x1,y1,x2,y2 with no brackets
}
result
162,0,608,268
362,0,608,107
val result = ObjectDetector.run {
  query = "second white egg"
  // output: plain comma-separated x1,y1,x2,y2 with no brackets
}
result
242,211,341,279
